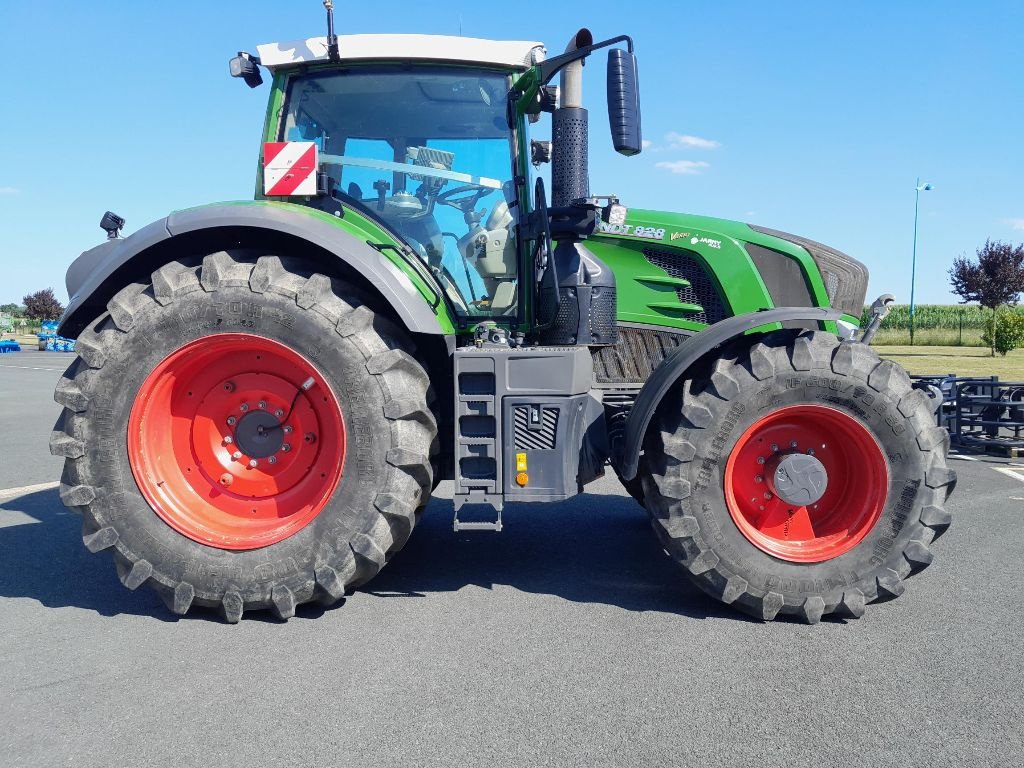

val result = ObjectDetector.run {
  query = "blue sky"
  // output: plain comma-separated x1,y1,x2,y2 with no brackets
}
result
0,1,1020,307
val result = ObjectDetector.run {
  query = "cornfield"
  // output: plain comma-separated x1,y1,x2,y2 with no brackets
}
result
857,304,1020,346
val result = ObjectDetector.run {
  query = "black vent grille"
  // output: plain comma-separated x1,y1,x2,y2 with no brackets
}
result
513,406,559,450
592,326,690,384
643,248,728,325
540,287,581,345
748,225,868,317
745,243,813,308
589,286,617,344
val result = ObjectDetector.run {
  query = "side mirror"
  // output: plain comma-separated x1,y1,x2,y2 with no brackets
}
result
229,53,264,89
606,48,642,156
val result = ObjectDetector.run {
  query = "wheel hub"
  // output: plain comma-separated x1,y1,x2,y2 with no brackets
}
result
234,410,285,458
769,453,828,506
723,404,888,563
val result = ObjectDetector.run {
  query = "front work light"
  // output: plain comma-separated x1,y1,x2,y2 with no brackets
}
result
229,52,264,88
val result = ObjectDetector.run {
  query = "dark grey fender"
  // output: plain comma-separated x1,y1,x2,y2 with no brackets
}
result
60,203,447,338
618,307,843,481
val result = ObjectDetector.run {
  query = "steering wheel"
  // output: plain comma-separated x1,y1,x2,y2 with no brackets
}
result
436,184,496,212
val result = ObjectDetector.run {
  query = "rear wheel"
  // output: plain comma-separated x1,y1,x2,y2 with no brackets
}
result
641,330,956,623
50,252,437,621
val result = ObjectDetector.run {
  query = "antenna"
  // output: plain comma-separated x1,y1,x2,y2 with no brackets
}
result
323,0,340,61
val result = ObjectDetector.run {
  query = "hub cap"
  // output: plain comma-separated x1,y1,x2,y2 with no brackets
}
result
128,334,345,550
723,405,888,563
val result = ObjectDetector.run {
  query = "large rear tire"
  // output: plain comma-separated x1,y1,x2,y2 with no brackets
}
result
640,330,956,623
50,252,437,622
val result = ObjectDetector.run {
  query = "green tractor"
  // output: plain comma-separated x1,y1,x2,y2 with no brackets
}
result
50,10,955,624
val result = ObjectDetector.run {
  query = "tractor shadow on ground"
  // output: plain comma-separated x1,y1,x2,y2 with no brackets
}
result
0,488,170,619
360,486,744,622
0,486,745,622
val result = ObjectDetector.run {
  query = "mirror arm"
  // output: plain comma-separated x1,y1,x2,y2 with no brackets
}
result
536,35,634,86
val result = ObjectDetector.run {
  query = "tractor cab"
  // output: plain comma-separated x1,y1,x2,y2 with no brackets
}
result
250,30,641,333
254,35,549,321
278,65,519,316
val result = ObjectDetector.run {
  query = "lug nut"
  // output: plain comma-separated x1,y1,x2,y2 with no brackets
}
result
258,400,267,410
764,492,773,500
790,440,798,448
224,436,233,444
274,409,284,418
232,451,242,460
807,448,815,456
240,403,249,413
757,456,766,465
281,443,291,453
223,381,235,393
248,459,258,468
268,456,277,465
226,416,237,426
770,443,779,452
283,426,293,434
755,475,763,483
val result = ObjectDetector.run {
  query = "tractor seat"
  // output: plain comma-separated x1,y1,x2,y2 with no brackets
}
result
469,200,518,314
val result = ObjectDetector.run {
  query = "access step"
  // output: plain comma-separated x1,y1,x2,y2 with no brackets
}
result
453,506,502,532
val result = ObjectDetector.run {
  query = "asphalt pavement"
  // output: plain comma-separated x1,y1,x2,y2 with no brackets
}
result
1,348,1022,767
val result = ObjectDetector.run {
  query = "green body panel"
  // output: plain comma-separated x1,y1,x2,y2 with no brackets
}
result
589,208,837,332
179,199,458,334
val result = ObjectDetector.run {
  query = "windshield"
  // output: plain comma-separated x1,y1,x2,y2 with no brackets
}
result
280,67,518,318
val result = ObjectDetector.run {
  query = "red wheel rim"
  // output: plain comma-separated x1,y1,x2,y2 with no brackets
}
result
724,405,888,563
128,334,345,550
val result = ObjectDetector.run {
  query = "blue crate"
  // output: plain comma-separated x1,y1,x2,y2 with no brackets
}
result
44,337,76,352
0,339,21,353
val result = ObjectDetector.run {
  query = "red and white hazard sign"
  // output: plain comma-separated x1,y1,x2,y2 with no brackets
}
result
263,142,318,196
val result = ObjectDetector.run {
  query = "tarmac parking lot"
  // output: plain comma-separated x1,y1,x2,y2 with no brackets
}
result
1,347,1022,767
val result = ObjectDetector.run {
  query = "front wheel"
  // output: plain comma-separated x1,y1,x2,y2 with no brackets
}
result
641,330,956,623
50,252,437,621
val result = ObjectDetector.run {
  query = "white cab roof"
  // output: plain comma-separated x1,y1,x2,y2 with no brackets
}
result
256,34,545,72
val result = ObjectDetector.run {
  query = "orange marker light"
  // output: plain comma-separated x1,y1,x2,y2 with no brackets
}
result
516,472,529,487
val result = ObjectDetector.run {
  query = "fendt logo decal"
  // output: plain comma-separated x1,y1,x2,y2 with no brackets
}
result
597,222,666,240
263,141,318,196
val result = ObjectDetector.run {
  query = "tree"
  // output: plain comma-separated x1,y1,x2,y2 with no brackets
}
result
949,239,1024,356
22,289,65,322
0,303,22,316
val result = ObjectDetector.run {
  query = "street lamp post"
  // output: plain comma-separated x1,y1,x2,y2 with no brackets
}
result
910,178,934,346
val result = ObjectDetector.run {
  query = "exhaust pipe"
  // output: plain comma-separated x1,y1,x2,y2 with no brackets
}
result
538,29,618,349
551,28,593,208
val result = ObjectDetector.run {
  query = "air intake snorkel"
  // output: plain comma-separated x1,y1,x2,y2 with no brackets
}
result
534,30,642,207
550,28,593,208
521,30,641,347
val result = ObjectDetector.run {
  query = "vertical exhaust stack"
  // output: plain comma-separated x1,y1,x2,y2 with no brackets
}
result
538,29,618,349
550,29,593,208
